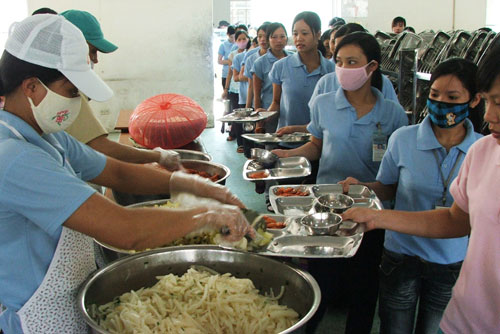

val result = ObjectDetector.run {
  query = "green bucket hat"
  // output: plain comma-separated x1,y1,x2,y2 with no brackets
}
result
60,10,118,53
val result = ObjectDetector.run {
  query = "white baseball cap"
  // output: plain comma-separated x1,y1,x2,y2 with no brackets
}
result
5,14,113,102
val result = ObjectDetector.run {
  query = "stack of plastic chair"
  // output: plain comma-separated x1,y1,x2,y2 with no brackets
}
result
418,31,451,73
460,29,490,62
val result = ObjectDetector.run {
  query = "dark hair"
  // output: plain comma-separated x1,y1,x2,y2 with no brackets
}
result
330,24,344,38
32,7,57,15
392,16,406,27
292,11,321,35
257,23,270,35
266,22,288,43
0,51,63,96
334,23,365,40
333,32,383,91
477,45,500,93
235,30,251,50
227,25,236,35
404,26,415,33
431,58,484,131
236,24,248,32
328,17,346,27
321,29,332,43
252,36,258,46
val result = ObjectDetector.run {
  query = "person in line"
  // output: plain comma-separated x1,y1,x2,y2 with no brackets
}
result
392,16,406,34
342,44,500,334
273,32,408,333
243,22,270,109
309,23,398,109
320,29,333,59
268,11,334,137
329,16,346,29
218,25,236,89
327,23,344,62
0,14,253,334
228,30,251,152
340,58,483,334
60,10,182,172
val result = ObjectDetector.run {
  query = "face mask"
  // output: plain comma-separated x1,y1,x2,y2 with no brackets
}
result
426,98,469,128
335,62,373,91
28,81,82,134
236,40,248,50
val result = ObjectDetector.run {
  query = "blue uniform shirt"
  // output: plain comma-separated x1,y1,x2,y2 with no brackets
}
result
269,51,335,129
243,49,264,79
307,88,408,184
232,51,248,105
252,50,288,109
242,46,260,65
218,39,235,78
309,71,399,108
377,116,482,264
0,110,106,333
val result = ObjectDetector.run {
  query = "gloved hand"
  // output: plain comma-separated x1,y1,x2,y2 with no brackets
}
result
193,204,255,242
169,171,245,208
153,147,182,171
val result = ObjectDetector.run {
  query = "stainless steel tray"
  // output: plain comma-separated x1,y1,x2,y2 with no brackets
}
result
242,132,311,144
243,157,312,181
218,111,277,123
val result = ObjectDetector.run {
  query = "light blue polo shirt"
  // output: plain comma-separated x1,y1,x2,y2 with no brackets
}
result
269,51,335,129
309,71,399,108
377,116,482,264
252,50,289,109
307,88,408,184
0,110,106,333
232,51,248,105
242,46,260,65
243,48,264,79
218,39,235,78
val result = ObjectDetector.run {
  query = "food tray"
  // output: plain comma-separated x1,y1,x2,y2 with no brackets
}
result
242,132,311,144
218,111,277,123
243,157,312,181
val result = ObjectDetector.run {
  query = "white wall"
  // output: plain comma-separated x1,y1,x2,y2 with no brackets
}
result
28,0,215,129
356,0,487,34
213,0,230,27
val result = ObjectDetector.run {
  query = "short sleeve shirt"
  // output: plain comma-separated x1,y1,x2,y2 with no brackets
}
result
439,135,500,333
309,71,399,108
218,40,235,78
307,88,408,184
232,51,248,105
253,50,288,109
228,51,240,93
0,110,106,332
65,94,108,144
269,51,335,129
377,116,482,264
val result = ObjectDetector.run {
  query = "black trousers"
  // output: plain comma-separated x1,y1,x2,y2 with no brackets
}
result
305,229,385,334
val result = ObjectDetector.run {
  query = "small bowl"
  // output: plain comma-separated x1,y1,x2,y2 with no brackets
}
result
300,212,343,236
316,194,354,214
251,148,279,168
233,108,254,117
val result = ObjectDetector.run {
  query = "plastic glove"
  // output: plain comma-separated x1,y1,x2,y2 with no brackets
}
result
192,204,255,242
153,147,182,171
169,171,245,208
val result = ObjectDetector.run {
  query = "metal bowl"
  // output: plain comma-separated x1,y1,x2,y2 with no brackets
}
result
78,246,321,334
316,193,354,214
300,212,343,236
174,149,211,161
233,107,254,117
251,147,279,168
112,160,229,206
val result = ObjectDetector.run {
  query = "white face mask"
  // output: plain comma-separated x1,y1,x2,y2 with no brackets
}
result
28,81,82,134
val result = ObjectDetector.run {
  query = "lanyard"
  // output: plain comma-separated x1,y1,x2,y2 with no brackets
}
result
432,150,463,206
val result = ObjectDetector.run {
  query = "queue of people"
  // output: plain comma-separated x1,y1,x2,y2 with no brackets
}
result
218,10,497,334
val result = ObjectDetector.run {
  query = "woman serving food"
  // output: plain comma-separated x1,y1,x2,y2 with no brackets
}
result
0,14,253,334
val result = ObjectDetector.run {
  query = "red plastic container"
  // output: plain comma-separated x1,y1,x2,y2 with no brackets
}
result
129,93,207,149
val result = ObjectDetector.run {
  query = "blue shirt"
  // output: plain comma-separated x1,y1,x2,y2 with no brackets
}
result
307,88,408,184
309,71,399,108
232,51,248,105
242,46,260,65
0,111,106,333
252,50,288,109
243,49,264,79
269,51,335,129
218,40,235,78
377,116,482,264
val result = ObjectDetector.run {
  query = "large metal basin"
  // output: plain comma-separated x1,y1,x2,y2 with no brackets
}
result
112,159,229,206
173,149,211,161
79,246,321,334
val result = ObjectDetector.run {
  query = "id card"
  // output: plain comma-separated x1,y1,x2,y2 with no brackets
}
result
372,124,387,162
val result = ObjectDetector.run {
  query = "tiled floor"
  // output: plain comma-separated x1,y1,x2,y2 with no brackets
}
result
200,99,380,334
